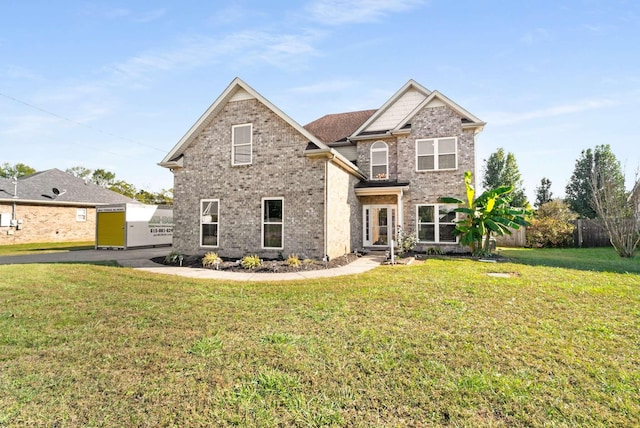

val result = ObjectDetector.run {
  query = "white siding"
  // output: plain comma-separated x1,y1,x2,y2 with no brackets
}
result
334,145,358,162
364,88,427,132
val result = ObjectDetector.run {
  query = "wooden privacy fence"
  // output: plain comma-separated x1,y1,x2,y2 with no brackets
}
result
573,219,611,248
493,220,612,248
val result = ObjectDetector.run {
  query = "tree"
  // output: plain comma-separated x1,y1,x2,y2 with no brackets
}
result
482,148,528,207
109,180,138,199
526,199,577,248
0,162,36,178
590,162,639,257
91,169,116,188
534,177,553,208
440,171,531,256
65,166,92,180
565,145,625,219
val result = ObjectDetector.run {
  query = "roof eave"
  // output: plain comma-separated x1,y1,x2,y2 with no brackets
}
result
303,148,366,180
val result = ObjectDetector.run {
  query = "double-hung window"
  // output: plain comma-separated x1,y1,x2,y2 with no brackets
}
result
417,204,457,243
200,199,219,247
76,208,87,222
262,198,283,249
370,141,388,180
416,137,457,171
232,123,252,165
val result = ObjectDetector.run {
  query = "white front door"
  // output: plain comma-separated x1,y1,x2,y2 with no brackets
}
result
363,205,396,247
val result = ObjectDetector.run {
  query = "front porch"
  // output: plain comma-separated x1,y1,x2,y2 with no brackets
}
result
355,181,409,250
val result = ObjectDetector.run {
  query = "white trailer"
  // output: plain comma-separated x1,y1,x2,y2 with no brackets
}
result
96,203,173,249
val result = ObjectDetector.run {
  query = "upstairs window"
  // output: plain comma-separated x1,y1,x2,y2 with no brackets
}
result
232,123,252,165
416,137,457,171
370,141,388,180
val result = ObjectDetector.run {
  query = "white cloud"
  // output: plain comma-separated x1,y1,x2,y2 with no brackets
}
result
488,98,616,125
306,0,426,25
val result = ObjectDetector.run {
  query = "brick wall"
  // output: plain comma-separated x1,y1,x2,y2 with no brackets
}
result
172,98,328,259
326,161,361,258
0,203,96,244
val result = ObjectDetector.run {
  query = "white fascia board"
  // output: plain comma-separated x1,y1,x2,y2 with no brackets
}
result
160,77,331,167
393,90,485,132
355,186,409,196
0,198,101,207
350,79,432,138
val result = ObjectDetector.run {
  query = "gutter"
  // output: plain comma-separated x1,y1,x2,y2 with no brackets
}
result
0,199,120,208
304,147,367,180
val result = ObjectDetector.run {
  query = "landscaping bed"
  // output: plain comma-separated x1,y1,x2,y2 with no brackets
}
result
152,252,360,273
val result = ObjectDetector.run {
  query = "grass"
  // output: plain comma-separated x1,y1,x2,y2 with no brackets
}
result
1,252,639,426
0,241,94,256
501,246,640,274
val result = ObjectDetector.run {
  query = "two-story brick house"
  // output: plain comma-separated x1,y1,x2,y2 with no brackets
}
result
160,78,484,259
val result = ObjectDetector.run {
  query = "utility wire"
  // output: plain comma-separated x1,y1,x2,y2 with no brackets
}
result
0,91,167,153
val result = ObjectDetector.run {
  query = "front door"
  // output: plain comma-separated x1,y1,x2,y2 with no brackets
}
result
363,205,396,247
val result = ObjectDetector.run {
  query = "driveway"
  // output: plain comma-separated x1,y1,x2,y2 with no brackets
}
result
0,247,171,267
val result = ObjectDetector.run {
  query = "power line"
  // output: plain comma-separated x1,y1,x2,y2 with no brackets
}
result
0,91,167,153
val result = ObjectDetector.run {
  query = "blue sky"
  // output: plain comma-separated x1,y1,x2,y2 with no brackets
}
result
1,0,638,201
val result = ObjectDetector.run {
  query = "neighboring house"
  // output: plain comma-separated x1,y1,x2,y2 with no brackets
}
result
0,168,138,244
160,78,485,259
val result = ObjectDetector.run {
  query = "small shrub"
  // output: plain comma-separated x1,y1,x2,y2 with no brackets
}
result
286,254,301,268
202,252,222,268
396,228,418,256
426,247,445,256
241,255,262,269
165,251,183,264
526,199,577,248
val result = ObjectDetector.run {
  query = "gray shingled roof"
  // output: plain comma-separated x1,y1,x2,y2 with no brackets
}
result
0,169,138,206
304,110,376,144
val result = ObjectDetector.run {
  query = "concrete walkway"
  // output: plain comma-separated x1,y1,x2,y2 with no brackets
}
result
0,247,384,281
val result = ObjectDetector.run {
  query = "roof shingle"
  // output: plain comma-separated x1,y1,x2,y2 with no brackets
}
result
303,109,376,144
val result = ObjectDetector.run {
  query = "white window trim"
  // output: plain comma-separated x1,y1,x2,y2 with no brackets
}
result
232,123,253,166
415,137,458,171
76,208,87,222
370,141,389,180
416,204,459,244
200,199,220,248
262,197,284,250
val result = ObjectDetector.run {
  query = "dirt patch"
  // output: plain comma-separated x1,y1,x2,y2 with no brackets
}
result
152,253,360,273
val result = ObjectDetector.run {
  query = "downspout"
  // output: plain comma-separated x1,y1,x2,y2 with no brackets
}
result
324,159,329,259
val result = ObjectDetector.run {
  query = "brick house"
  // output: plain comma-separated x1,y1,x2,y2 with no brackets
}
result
160,78,485,259
0,169,137,244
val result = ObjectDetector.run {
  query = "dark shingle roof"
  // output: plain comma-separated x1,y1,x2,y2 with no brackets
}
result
304,109,376,144
0,169,138,205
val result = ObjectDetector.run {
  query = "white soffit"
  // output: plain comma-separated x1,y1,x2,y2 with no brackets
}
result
364,88,427,132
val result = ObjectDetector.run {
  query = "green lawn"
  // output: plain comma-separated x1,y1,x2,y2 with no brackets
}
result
501,246,640,274
0,241,94,256
1,253,639,426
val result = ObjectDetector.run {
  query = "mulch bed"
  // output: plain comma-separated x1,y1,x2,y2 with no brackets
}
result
152,252,360,273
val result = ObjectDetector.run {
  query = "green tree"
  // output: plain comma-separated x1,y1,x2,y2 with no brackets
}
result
135,189,157,204
526,199,577,248
0,162,36,178
565,145,625,219
482,148,528,207
91,169,116,188
534,177,553,208
109,180,138,199
65,166,92,180
440,171,531,256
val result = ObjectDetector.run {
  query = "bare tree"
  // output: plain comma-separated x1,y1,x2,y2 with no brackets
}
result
590,165,640,257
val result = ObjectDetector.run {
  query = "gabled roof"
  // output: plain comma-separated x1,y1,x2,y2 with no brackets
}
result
393,90,485,133
0,169,138,206
304,110,376,144
350,79,485,138
160,77,335,168
351,79,432,137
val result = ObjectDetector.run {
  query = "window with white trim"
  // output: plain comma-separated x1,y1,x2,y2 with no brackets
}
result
416,137,457,171
76,208,87,222
417,204,457,243
262,198,283,249
200,199,219,247
370,141,388,180
232,123,252,165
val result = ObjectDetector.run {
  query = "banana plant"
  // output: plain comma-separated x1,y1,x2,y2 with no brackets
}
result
439,171,531,256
